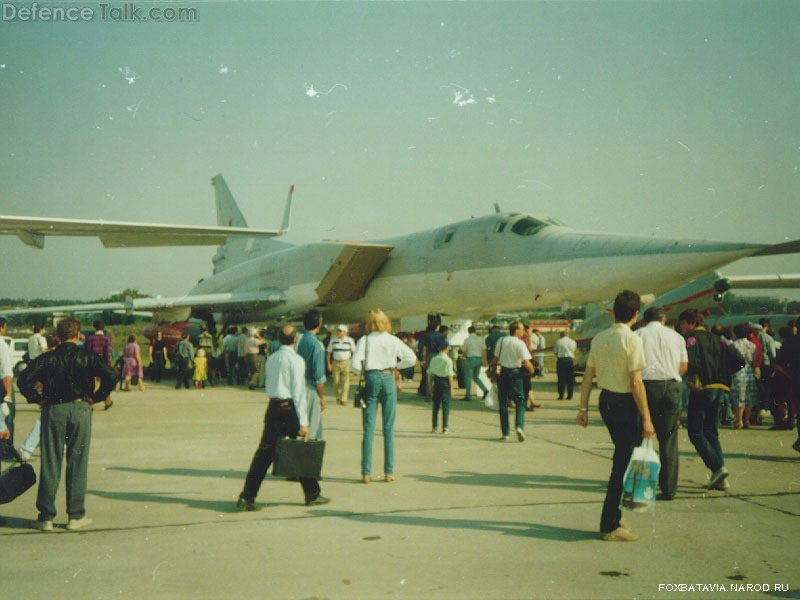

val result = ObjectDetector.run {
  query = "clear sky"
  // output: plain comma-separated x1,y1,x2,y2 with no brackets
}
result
1,1,798,303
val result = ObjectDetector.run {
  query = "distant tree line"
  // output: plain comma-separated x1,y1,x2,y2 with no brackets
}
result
0,288,152,328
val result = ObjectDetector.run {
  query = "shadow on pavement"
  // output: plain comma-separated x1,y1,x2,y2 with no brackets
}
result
313,509,599,541
410,471,606,492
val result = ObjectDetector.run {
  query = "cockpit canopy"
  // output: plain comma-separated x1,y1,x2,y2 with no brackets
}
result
493,214,563,235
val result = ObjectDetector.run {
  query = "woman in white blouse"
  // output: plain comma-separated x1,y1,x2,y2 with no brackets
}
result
351,309,417,483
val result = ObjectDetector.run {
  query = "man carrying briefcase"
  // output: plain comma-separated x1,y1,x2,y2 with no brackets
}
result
237,324,330,511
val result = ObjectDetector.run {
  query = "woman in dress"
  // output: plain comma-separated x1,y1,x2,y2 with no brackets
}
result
122,334,146,391
350,309,417,483
730,324,757,429
149,330,168,383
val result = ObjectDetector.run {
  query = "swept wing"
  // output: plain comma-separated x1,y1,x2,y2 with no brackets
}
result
0,215,285,249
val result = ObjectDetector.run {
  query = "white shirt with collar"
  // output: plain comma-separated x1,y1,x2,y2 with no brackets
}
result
28,332,47,359
265,345,308,426
553,336,577,358
636,321,687,382
462,333,486,358
0,337,13,380
496,335,532,369
351,331,417,374
327,336,356,361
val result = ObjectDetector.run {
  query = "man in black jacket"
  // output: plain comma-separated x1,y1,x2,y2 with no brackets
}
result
679,309,741,491
17,317,116,531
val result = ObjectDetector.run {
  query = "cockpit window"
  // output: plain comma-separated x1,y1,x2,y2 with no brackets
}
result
510,217,547,236
434,227,457,248
493,221,508,233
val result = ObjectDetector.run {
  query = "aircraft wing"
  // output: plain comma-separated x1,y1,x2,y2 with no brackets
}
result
0,289,287,317
316,242,394,304
716,274,800,290
0,215,285,249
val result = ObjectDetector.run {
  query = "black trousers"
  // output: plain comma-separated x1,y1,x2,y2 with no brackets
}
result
644,380,681,499
174,358,193,389
152,357,166,383
598,390,640,534
556,358,575,399
241,399,320,502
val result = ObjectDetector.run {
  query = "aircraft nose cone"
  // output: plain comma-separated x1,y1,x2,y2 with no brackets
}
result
553,231,762,302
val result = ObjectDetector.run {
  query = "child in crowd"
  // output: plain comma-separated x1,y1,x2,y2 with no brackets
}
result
194,348,208,389
427,339,455,434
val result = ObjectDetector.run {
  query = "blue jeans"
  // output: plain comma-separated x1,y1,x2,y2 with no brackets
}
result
21,415,41,454
598,390,640,534
498,368,525,436
687,388,725,473
362,371,396,477
464,357,488,400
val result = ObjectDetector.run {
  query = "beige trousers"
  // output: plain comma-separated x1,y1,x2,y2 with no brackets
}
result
332,359,351,403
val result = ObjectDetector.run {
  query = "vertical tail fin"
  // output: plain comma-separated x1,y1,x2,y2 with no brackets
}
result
280,185,294,233
210,174,295,275
212,174,248,228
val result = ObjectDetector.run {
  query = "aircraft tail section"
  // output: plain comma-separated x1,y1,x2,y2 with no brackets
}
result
210,174,295,274
212,174,249,228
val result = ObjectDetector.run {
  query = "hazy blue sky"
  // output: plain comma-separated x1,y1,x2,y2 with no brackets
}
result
1,1,798,303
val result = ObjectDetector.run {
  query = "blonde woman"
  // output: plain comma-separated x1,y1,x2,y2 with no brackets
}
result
351,309,417,483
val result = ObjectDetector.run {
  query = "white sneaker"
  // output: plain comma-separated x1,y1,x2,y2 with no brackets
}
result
516,427,526,442
431,428,438,434
442,428,449,435
18,448,32,462
36,520,54,532
66,517,93,531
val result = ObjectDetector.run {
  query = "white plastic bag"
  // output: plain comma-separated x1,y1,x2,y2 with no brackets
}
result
477,367,492,399
484,383,498,409
620,437,661,513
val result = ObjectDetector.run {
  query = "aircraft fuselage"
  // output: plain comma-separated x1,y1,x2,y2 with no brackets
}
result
188,213,762,324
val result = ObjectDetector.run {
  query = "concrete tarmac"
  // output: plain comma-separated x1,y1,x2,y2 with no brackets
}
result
2,374,799,599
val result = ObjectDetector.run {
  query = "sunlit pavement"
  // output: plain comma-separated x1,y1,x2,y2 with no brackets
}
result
3,374,799,599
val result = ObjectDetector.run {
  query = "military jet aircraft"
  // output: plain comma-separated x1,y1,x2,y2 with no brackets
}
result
1,174,799,333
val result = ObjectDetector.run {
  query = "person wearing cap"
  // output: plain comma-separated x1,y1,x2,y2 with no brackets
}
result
327,325,356,405
427,338,455,434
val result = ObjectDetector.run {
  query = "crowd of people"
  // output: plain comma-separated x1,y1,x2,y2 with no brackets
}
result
1,302,798,537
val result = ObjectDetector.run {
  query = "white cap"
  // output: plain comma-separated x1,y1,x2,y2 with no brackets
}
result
337,324,348,332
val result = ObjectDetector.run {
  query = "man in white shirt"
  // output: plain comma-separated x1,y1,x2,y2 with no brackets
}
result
27,325,48,360
221,326,239,385
0,318,12,525
0,318,14,445
493,322,534,442
327,325,356,405
553,331,577,400
244,329,266,390
530,328,547,376
237,325,329,511
236,327,248,384
460,326,488,401
636,307,688,501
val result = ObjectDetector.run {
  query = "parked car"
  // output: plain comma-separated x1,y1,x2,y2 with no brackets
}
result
2,336,30,377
